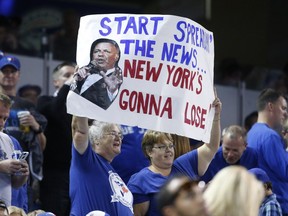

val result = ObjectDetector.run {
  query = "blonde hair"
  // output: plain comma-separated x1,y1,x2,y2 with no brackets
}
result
27,209,45,216
7,206,27,216
204,166,264,216
0,93,12,108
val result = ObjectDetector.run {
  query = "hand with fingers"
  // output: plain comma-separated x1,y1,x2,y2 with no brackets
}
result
0,159,23,175
100,68,123,93
18,159,30,176
212,88,222,116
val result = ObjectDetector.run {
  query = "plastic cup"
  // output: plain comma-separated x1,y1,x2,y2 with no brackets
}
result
17,111,30,133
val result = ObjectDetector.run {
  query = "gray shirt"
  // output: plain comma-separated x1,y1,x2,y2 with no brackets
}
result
0,132,15,206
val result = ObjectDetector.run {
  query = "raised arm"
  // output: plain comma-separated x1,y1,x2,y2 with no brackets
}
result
72,116,89,154
197,91,222,176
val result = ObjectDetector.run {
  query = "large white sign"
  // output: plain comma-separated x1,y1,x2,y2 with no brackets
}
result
67,14,215,142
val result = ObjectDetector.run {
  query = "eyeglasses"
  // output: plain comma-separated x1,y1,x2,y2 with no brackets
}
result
104,131,123,140
153,144,175,151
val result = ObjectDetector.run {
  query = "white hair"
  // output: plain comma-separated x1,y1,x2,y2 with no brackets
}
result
88,120,121,145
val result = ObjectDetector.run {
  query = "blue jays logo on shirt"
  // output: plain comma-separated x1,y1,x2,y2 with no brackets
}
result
109,171,133,213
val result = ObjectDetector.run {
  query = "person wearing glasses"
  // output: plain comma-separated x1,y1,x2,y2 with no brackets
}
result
127,95,222,216
69,116,133,216
156,175,209,216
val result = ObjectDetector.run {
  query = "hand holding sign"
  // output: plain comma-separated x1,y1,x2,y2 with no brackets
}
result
67,14,215,142
212,88,222,116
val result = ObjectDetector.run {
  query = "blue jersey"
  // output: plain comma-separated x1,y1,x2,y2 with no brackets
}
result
111,126,149,184
248,123,288,214
70,144,133,216
200,146,258,183
128,150,198,216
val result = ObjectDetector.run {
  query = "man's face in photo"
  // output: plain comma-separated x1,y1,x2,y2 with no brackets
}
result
92,42,119,71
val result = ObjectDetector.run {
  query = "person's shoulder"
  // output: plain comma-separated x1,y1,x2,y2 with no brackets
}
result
0,132,15,148
128,167,150,182
248,123,277,138
244,146,258,154
0,131,12,140
210,148,224,162
7,135,21,147
266,194,281,204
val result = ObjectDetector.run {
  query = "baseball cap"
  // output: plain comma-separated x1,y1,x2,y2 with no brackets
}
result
248,168,270,183
0,55,21,70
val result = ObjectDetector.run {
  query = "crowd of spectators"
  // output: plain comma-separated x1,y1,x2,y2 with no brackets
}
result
0,10,79,62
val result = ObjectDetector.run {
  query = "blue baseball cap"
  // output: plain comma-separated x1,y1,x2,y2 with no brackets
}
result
248,168,270,183
0,55,21,70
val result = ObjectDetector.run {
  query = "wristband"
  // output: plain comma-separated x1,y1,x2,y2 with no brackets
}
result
34,126,43,134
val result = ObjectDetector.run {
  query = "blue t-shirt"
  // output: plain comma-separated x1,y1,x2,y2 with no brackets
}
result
248,123,288,214
200,146,258,183
111,126,149,184
128,150,198,216
70,143,134,216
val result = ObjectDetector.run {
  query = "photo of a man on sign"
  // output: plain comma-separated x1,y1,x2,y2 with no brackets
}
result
72,38,123,110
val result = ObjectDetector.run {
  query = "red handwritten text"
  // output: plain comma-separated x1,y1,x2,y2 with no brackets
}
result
119,89,172,118
184,101,207,129
166,65,202,94
123,59,162,82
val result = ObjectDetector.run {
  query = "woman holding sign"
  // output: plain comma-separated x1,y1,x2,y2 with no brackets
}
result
127,92,222,216
70,117,133,215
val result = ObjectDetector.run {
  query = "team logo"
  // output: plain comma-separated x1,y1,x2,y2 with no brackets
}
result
109,171,133,213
